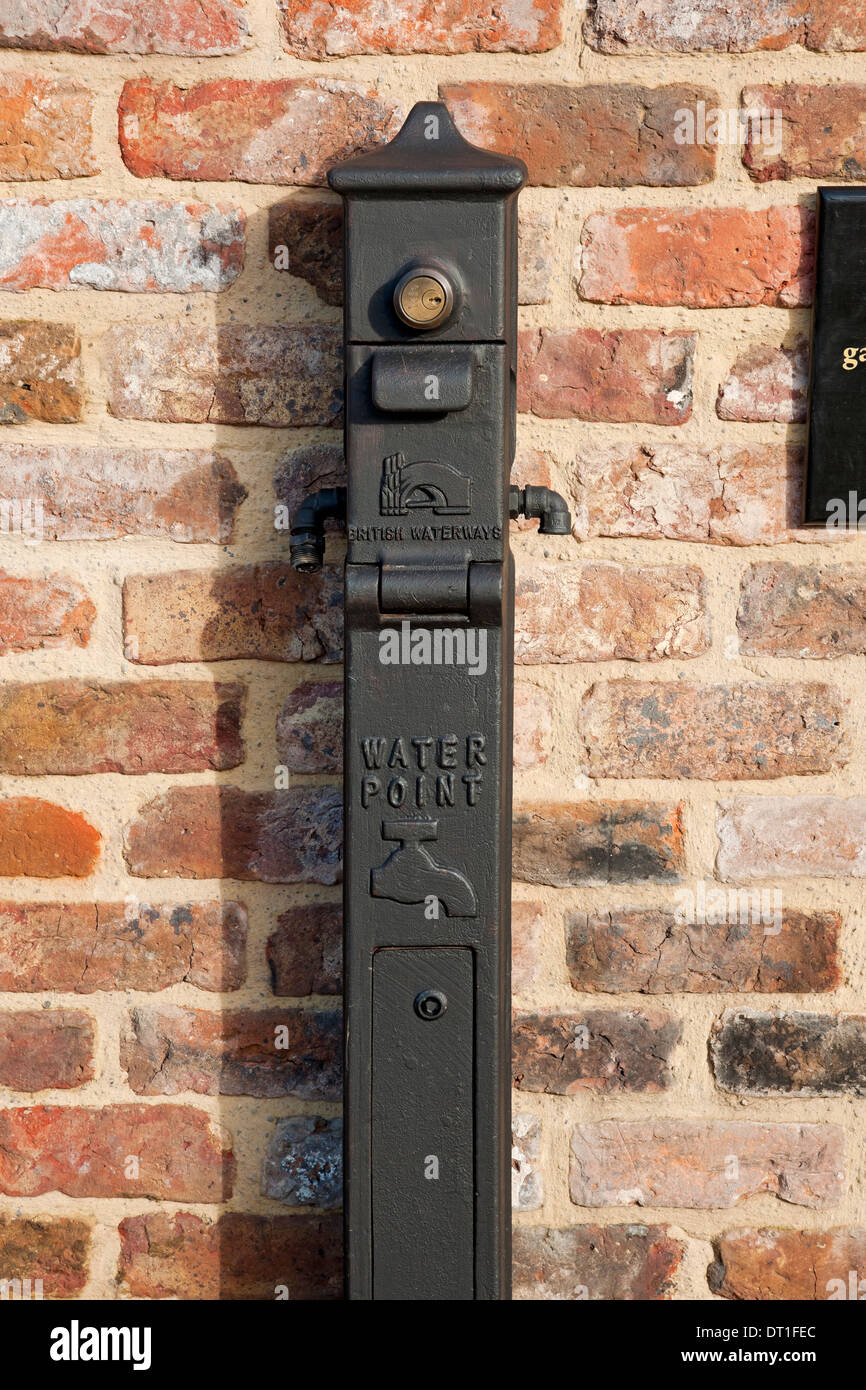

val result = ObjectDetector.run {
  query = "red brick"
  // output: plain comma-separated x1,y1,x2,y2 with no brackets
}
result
119,79,400,185
0,0,250,54
0,1217,90,1299
712,1009,866,1096
579,206,814,307
571,1120,844,1209
0,798,100,877
268,903,342,996
512,1114,542,1210
515,560,707,663
0,901,247,993
584,1,866,54
104,324,341,426
281,0,562,56
581,679,845,778
0,200,244,292
0,680,245,775
123,564,342,665
0,1105,234,1200
277,681,342,774
738,563,866,657
122,1005,341,1099
0,74,95,179
711,1228,866,1300
513,1225,683,1300
117,1211,340,1300
717,341,808,422
124,785,342,885
568,908,841,994
744,83,866,179
517,209,557,304
274,442,346,522
801,3,866,49
514,683,553,769
717,797,866,880
0,321,81,422
269,197,344,304
0,1010,94,1091
514,801,685,886
569,443,807,545
0,572,95,654
518,327,695,422
512,447,558,530
513,1008,680,1093
512,901,546,993
442,82,716,186
0,445,246,541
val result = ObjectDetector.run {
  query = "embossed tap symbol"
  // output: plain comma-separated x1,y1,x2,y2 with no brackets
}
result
380,452,471,517
370,819,477,917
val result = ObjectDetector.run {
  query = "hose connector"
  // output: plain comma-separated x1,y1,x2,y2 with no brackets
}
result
289,487,347,572
509,484,572,536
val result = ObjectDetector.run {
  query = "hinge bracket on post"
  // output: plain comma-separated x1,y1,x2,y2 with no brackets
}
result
346,561,504,627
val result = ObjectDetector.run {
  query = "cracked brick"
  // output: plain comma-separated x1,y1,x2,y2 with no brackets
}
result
0,571,95,654
580,679,846,778
123,564,343,665
712,1009,866,1096
122,1005,341,1099
124,785,342,884
518,328,695,423
119,79,401,185
570,1120,845,1209
104,324,341,425
579,206,814,307
514,1224,683,1300
117,1212,341,1299
0,680,245,775
0,1009,95,1090
568,443,808,544
567,907,841,994
515,560,707,662
513,801,686,886
442,81,717,185
0,444,246,541
0,901,246,993
0,1105,234,1200
711,1228,866,1300
513,1008,681,1093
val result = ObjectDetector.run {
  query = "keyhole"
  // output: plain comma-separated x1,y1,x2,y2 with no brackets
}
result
393,269,454,329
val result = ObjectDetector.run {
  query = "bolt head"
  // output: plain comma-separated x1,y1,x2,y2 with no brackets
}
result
414,989,448,1020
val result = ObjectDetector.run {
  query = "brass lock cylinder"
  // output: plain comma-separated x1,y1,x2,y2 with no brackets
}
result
393,267,454,329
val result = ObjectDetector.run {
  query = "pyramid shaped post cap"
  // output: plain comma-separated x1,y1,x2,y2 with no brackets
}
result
327,101,527,197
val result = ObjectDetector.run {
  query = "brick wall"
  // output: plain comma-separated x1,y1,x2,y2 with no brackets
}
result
0,0,865,1301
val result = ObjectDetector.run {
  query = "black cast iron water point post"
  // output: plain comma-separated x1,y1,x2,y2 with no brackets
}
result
292,101,570,1301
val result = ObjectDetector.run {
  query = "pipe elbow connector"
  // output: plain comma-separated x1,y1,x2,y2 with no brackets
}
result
289,487,347,572
509,484,572,536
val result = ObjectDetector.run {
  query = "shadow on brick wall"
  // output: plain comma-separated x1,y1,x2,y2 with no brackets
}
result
207,196,345,1301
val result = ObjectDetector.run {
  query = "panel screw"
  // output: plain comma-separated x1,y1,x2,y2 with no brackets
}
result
414,988,448,1021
